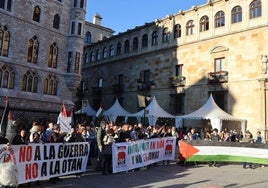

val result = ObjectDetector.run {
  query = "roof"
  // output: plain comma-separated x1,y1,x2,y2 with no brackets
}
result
104,98,131,121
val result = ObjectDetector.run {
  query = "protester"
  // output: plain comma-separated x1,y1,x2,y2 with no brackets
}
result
11,128,29,145
102,128,114,175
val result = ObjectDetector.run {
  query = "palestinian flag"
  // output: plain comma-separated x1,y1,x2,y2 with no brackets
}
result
179,141,268,165
96,105,104,119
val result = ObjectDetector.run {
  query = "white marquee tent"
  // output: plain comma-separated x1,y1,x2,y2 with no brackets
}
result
128,96,175,125
104,98,131,122
176,94,246,132
75,104,96,116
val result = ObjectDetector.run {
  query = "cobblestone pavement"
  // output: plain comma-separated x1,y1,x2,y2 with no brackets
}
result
24,161,268,188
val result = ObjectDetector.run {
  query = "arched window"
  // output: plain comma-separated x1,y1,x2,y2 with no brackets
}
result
0,25,10,57
0,65,14,89
22,70,38,93
215,11,225,28
186,20,194,35
43,73,57,96
85,31,91,43
162,28,169,42
152,31,158,45
90,51,94,63
249,0,262,19
80,0,84,8
174,24,181,38
231,6,242,23
73,0,77,7
103,47,108,59
53,14,60,29
142,34,148,47
116,42,121,55
200,16,209,32
33,6,41,22
133,37,138,51
124,40,129,53
96,49,101,60
27,36,39,64
109,45,114,57
48,42,58,68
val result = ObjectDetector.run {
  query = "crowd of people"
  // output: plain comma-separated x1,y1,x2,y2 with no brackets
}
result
0,119,266,187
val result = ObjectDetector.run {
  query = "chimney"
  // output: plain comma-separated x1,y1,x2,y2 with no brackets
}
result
93,13,102,26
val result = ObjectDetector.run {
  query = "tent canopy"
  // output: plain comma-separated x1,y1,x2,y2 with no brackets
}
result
176,94,246,132
104,98,131,122
129,96,175,125
75,104,96,116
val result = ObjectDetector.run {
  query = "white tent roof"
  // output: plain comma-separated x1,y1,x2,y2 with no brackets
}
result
75,105,96,116
180,94,242,121
104,98,131,122
176,94,246,131
129,97,175,125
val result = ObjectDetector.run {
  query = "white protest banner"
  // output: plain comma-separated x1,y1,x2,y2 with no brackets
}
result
0,142,89,184
112,137,176,173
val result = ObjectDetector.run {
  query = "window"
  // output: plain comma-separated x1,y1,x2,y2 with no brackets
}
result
215,11,225,28
71,22,75,34
186,20,194,35
80,0,84,8
231,6,242,23
175,64,183,77
89,51,94,63
133,37,138,51
96,49,101,60
200,16,209,32
98,78,103,88
152,31,158,45
77,23,82,35
124,40,129,53
85,31,91,43
22,70,38,93
142,34,148,47
0,65,14,89
116,42,121,55
33,6,41,22
74,52,80,73
67,52,72,72
162,27,169,42
214,57,225,72
73,0,77,7
174,24,181,38
109,45,114,57
53,14,60,29
0,0,12,12
48,42,58,68
27,36,39,64
250,0,262,19
103,47,108,59
0,25,10,57
43,73,57,95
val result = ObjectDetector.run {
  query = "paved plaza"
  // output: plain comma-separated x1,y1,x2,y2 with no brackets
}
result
33,161,268,188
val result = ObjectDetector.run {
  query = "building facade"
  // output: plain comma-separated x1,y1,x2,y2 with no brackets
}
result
83,0,268,138
0,0,86,123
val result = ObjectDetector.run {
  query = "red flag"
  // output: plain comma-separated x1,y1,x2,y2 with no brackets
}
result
61,102,67,117
179,141,199,159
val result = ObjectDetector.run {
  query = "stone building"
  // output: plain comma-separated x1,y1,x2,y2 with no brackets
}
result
0,0,86,124
82,0,268,138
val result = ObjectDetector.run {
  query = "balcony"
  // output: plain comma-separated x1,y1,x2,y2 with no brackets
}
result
112,84,124,94
207,71,228,84
137,79,155,91
92,87,102,95
169,76,186,87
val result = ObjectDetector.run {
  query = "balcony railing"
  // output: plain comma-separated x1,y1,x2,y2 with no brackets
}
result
112,84,124,93
169,76,186,87
207,71,228,84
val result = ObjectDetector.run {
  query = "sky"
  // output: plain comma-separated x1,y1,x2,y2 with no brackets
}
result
86,0,208,34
